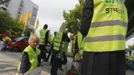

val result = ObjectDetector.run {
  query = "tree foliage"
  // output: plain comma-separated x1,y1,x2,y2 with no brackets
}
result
59,23,66,32
63,0,84,33
0,11,23,36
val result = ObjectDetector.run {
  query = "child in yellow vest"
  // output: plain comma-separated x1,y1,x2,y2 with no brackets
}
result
17,34,41,75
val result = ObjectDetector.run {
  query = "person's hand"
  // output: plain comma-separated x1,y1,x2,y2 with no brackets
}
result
70,34,75,40
75,53,81,61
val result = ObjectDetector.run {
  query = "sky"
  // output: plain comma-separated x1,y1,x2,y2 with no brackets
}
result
31,0,79,34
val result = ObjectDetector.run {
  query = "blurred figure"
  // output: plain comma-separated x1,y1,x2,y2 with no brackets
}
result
45,30,52,62
1,31,11,52
16,34,41,75
38,24,49,65
50,31,70,75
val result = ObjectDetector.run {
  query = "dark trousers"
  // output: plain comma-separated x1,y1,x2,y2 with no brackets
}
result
81,50,126,75
50,51,63,75
38,44,46,64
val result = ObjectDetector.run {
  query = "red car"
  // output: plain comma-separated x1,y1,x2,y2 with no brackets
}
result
7,36,29,52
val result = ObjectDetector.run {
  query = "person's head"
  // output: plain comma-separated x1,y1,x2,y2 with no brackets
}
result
28,34,40,48
43,24,48,29
54,31,57,36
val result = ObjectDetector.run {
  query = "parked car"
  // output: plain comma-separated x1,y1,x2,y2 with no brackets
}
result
7,36,29,52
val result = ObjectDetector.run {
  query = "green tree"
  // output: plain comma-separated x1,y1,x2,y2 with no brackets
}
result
0,11,23,36
63,0,84,33
59,23,66,32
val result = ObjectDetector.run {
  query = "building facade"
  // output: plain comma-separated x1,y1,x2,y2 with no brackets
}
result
0,0,38,28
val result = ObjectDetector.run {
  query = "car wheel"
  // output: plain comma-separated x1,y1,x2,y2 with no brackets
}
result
12,47,20,52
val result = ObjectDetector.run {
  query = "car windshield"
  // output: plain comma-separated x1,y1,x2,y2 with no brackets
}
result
14,37,27,41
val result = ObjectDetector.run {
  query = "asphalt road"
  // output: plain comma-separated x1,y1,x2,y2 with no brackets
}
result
0,52,134,75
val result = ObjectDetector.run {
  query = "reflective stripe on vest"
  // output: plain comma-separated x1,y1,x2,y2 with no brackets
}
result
83,0,128,52
53,32,63,51
91,20,127,28
40,29,47,44
85,35,125,42
17,45,40,74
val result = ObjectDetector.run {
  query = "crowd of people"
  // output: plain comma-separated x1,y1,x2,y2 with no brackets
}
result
16,24,72,75
15,0,131,75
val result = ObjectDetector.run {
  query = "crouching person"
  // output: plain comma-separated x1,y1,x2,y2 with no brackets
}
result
16,34,41,75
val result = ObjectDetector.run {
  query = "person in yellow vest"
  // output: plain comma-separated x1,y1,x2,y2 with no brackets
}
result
80,0,128,75
16,34,40,75
72,31,83,59
45,30,53,62
38,24,49,65
50,31,70,75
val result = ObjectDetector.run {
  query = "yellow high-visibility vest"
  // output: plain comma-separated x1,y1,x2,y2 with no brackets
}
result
3,36,11,41
77,32,83,50
84,0,128,52
17,45,40,75
53,32,63,51
39,29,47,44
77,32,84,55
